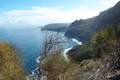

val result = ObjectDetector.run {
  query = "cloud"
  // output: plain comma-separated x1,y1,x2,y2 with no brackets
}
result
0,6,101,27
100,0,119,7
0,0,119,27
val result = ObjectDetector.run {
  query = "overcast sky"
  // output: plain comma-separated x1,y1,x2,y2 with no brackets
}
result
0,0,119,28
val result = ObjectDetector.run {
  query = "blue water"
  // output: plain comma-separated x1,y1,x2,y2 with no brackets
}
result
0,27,76,72
0,28,45,71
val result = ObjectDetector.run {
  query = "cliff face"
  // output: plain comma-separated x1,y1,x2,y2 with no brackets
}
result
92,1,120,29
65,18,95,42
65,1,120,42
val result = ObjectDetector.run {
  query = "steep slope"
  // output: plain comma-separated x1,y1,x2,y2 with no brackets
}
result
92,1,120,30
65,1,120,42
65,17,96,42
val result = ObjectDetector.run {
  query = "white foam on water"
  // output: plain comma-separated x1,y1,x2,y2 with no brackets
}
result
72,38,82,45
63,47,73,61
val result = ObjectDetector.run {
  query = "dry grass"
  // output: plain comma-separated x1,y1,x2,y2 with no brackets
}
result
0,42,25,80
40,50,104,80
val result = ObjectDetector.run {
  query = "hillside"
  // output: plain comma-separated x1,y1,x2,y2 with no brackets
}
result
65,17,96,42
41,23,70,32
65,1,120,42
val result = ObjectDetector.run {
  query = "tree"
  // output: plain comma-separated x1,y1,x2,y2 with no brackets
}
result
42,31,64,57
36,31,65,80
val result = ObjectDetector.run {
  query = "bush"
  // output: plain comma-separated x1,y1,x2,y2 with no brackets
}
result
67,42,97,63
40,51,69,80
0,42,25,80
40,50,104,80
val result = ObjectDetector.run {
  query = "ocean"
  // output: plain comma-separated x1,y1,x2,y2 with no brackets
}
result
0,27,75,72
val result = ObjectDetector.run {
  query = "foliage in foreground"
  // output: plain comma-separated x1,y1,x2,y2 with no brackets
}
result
0,42,25,80
40,50,105,80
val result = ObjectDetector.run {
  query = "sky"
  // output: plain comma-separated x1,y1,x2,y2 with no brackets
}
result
0,0,119,28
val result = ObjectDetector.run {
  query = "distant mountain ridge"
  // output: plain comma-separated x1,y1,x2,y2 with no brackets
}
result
92,1,120,29
41,23,70,32
65,1,120,42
